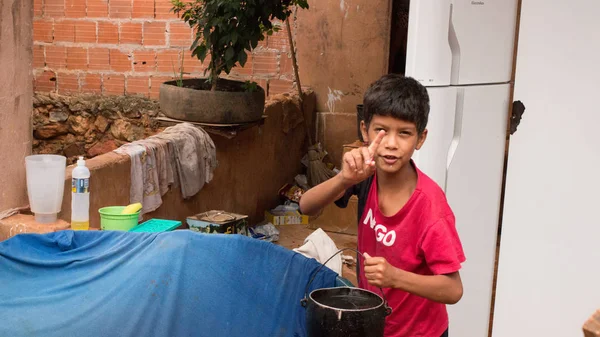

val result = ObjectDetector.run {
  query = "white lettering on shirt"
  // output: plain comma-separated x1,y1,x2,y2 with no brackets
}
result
363,208,396,247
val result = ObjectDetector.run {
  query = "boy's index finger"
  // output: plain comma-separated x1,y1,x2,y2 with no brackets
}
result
368,130,385,155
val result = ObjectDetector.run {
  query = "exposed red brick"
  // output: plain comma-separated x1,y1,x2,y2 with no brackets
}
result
133,50,157,72
182,52,207,74
279,52,294,77
88,48,110,71
34,70,57,92
253,50,279,76
126,76,150,97
57,73,80,94
109,49,132,72
75,21,97,43
54,20,76,43
65,0,86,18
33,0,43,17
133,0,155,19
120,22,143,45
155,0,178,20
33,19,53,43
104,74,126,95
98,22,119,44
150,75,174,99
81,73,103,94
87,0,109,18
169,22,192,47
66,47,88,70
230,52,253,77
143,22,166,46
268,78,293,96
45,0,65,18
109,0,133,19
33,45,45,68
45,46,67,68
267,29,289,52
253,78,268,93
157,49,181,73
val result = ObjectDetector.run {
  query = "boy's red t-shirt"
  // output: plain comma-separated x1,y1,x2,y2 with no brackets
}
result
339,163,465,337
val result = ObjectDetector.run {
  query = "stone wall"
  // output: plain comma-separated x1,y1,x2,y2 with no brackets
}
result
32,93,162,164
57,91,315,227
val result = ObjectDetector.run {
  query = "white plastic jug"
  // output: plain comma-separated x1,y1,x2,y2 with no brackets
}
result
25,154,67,223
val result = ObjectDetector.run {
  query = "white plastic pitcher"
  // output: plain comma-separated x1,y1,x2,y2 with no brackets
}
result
25,154,67,223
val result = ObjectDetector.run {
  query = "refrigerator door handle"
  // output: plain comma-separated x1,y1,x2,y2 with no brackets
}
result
449,3,461,84
445,88,464,190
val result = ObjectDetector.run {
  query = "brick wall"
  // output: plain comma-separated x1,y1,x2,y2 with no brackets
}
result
32,0,295,98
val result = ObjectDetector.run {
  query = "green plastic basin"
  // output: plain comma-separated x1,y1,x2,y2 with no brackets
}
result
99,206,140,231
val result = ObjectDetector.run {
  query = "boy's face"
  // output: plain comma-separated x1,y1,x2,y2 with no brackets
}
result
360,115,427,175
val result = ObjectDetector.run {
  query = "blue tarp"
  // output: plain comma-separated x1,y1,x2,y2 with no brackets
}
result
0,230,338,337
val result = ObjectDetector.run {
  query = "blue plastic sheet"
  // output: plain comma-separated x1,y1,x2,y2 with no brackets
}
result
0,230,338,337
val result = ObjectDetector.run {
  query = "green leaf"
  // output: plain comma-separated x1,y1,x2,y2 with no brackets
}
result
225,46,234,61
238,50,248,67
192,44,208,63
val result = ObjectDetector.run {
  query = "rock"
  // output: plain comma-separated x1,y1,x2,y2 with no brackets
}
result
140,114,151,128
32,107,50,127
110,119,145,142
68,115,94,135
35,141,64,154
87,139,119,157
122,109,141,118
84,128,98,144
63,143,85,158
34,124,69,139
94,115,111,133
98,98,118,115
49,109,69,123
61,133,77,144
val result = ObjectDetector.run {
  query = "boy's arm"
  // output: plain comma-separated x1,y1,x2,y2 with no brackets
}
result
363,254,463,304
298,173,349,216
299,130,386,216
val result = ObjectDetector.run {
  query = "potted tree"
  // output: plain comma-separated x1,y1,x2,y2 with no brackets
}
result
160,0,309,124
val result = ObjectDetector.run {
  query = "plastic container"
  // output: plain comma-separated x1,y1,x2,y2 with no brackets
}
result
71,156,90,230
98,206,140,231
25,154,67,224
129,219,181,232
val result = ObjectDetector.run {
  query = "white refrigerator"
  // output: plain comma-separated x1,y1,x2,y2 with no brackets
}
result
404,1,518,336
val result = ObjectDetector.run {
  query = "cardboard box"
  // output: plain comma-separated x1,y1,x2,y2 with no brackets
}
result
308,196,358,236
265,209,309,226
187,211,248,235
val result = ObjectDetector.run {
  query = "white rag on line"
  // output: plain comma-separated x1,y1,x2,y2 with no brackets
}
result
114,122,217,217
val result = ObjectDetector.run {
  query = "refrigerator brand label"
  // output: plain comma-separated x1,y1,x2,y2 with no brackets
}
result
471,1,485,4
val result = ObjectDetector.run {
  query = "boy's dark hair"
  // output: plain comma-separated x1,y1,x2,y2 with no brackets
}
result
363,74,430,134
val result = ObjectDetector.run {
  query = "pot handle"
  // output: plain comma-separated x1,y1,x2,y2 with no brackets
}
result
300,247,393,316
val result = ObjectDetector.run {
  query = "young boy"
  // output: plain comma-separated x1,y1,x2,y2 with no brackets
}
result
299,74,465,337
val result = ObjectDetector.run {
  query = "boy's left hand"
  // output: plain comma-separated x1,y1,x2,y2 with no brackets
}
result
363,253,399,288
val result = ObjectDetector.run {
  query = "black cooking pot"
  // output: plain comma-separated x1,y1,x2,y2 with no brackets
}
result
301,248,392,337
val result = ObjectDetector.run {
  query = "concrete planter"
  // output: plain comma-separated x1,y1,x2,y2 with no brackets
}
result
159,78,266,124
